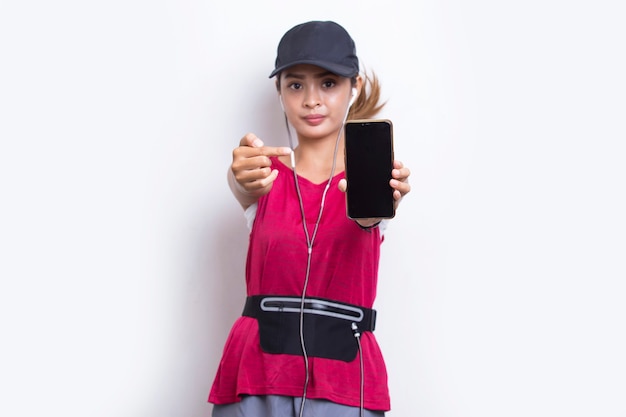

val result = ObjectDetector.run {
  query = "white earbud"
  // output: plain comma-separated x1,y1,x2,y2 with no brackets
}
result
349,88,358,107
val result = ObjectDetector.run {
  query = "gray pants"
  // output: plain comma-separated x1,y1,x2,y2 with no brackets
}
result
212,395,385,417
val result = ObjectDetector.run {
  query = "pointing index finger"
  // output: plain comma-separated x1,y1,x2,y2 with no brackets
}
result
258,146,292,157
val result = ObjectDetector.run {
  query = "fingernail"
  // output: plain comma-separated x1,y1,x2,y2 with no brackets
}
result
252,138,264,147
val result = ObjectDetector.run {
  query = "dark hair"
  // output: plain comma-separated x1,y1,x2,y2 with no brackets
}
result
347,70,385,120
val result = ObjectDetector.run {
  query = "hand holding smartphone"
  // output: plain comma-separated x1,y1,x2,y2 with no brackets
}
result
344,119,395,219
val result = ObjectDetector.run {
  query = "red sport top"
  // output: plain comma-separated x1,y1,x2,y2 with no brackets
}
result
208,157,390,411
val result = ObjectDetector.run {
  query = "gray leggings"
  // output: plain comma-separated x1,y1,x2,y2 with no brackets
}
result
212,395,385,417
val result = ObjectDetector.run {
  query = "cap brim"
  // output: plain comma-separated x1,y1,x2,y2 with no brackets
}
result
269,60,358,78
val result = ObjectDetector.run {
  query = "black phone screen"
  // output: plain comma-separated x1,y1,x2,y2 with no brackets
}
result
344,119,395,219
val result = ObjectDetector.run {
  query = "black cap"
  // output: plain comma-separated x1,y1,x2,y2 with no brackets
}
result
269,21,359,79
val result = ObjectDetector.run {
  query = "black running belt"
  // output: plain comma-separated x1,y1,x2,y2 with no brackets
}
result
242,295,377,362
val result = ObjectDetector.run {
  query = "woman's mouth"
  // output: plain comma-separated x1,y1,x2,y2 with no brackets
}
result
303,114,325,126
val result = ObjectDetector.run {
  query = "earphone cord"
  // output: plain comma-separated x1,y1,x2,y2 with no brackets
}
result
355,329,365,417
283,108,346,417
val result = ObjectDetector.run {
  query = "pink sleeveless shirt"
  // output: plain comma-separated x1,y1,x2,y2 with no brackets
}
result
208,157,390,411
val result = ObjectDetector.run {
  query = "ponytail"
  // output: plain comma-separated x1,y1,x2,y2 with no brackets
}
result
348,70,386,120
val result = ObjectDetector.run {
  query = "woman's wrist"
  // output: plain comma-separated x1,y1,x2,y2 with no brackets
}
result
354,219,381,230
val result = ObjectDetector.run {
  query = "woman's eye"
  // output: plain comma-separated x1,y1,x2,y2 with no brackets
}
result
289,83,302,90
322,80,336,88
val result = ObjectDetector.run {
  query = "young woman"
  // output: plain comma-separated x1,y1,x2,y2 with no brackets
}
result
209,20,411,417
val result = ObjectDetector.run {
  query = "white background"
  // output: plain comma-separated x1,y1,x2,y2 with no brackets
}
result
1,1,625,416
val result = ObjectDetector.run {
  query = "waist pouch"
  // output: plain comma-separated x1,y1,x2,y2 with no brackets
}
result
242,295,376,362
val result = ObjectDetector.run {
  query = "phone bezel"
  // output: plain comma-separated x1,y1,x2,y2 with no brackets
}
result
344,118,395,220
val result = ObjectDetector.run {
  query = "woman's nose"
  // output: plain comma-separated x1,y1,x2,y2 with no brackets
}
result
303,88,321,108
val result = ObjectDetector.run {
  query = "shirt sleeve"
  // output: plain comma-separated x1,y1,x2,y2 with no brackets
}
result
244,202,258,231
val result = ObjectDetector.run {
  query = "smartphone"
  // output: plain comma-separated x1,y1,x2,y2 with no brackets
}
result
344,119,395,219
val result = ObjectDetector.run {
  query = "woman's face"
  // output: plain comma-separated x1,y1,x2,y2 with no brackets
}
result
279,64,354,142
